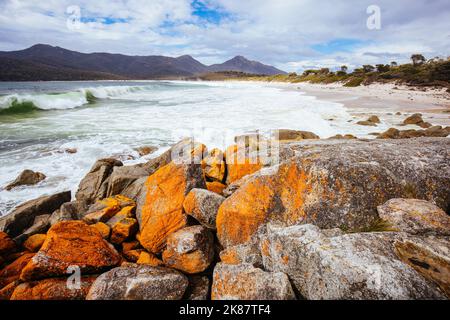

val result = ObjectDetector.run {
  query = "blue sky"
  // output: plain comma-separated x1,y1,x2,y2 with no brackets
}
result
0,0,449,71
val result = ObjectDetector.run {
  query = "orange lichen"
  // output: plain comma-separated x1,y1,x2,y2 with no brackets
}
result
206,181,227,195
90,222,111,239
0,232,16,256
0,253,35,288
136,251,164,267
23,234,47,252
110,218,138,244
202,148,226,182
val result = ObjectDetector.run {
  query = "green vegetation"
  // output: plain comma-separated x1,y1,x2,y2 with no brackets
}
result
223,54,450,89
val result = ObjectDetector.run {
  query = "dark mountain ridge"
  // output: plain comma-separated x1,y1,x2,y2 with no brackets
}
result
0,44,285,81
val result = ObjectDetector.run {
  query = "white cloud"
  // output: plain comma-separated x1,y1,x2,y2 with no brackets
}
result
0,0,449,71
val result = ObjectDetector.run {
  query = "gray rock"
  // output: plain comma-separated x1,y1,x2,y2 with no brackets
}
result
49,200,89,225
14,214,51,244
211,263,296,300
75,158,122,204
0,191,71,237
86,264,188,300
272,129,320,140
185,275,210,300
261,224,445,300
183,189,225,229
378,198,450,236
394,236,450,298
5,170,46,191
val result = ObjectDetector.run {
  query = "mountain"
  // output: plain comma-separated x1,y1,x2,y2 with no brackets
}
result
0,44,285,81
209,55,285,75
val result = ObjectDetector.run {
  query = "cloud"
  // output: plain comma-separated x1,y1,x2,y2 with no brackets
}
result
0,0,449,71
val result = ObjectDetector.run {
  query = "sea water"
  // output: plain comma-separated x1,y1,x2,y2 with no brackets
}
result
0,80,384,215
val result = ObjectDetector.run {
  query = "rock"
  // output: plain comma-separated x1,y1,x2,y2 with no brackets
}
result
211,263,295,300
20,221,121,281
183,189,225,229
122,241,140,252
49,200,89,225
206,181,227,195
137,162,206,253
5,170,46,191
424,125,450,137
86,264,188,300
136,251,163,266
90,222,111,239
110,218,138,244
219,242,263,268
273,129,320,141
0,232,16,256
105,205,135,228
11,276,97,300
261,224,445,300
83,195,135,224
64,148,77,154
185,275,210,300
123,249,143,263
357,120,377,127
135,146,157,157
23,234,47,252
217,138,450,248
0,280,19,300
368,115,381,124
404,113,424,125
105,165,150,199
162,226,214,274
378,199,450,236
394,236,450,298
75,158,123,204
0,253,34,288
14,214,51,244
328,134,357,140
0,191,71,238
202,148,226,182
418,122,433,129
225,145,263,184
377,128,400,139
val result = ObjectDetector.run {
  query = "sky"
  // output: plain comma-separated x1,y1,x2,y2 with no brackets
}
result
0,0,449,72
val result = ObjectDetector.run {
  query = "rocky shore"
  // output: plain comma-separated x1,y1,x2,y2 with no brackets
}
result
0,133,449,300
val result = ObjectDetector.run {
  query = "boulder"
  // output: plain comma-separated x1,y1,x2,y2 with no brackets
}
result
394,236,450,298
49,200,89,225
136,251,163,266
328,134,357,140
357,120,377,127
14,214,50,244
135,146,157,157
261,224,445,300
0,191,71,238
0,232,16,256
225,145,263,184
377,199,450,236
183,189,225,229
110,218,138,244
185,275,210,300
206,181,227,195
137,162,206,253
368,115,381,124
10,276,97,300
5,170,46,191
75,158,122,204
272,129,320,141
0,280,19,300
86,264,188,300
20,221,121,281
219,242,263,268
90,222,111,240
162,226,214,274
83,195,135,224
211,263,295,300
23,234,47,252
217,138,450,248
0,253,34,288
378,127,449,139
404,113,424,125
202,148,226,182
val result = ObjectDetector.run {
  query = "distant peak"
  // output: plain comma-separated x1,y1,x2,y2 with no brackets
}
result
231,55,248,61
177,54,195,60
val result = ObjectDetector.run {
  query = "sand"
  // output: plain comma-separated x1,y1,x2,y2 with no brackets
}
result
294,82,450,127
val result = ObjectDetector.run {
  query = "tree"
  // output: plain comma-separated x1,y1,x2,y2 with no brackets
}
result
362,65,375,73
390,61,398,67
376,64,390,72
340,65,348,73
411,54,426,66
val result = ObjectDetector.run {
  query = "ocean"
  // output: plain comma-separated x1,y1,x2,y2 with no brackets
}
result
0,80,383,215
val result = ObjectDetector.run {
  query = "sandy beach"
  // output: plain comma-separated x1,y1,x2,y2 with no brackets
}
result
295,82,450,127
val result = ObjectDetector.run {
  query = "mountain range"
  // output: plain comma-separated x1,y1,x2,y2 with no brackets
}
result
0,44,285,81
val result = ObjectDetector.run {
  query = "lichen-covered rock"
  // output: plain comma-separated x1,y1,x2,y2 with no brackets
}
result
90,222,111,240
211,263,295,300
273,129,320,141
136,251,163,266
76,158,123,204
162,226,214,274
183,189,225,229
14,214,51,244
225,145,263,184
0,191,71,238
110,218,138,244
49,200,89,226
217,138,450,247
0,232,16,256
378,199,450,236
83,195,135,224
23,234,47,252
5,170,46,191
86,264,188,300
10,276,97,300
137,162,206,253
378,127,449,139
261,224,445,300
20,221,121,281
219,242,263,268
202,148,226,182
0,253,34,288
394,236,450,298
185,275,210,300
206,181,227,195
0,280,19,300
404,113,424,125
